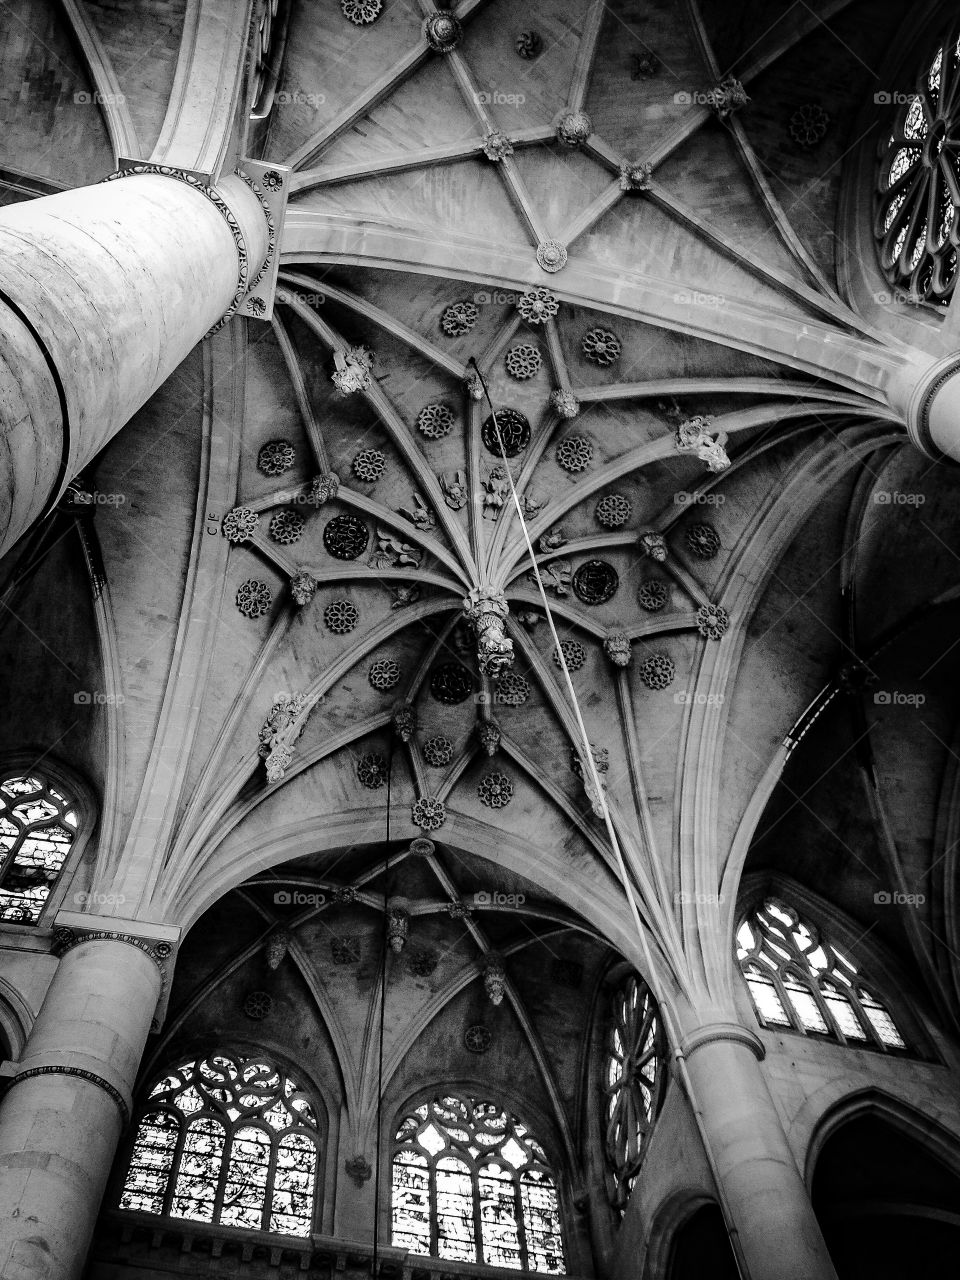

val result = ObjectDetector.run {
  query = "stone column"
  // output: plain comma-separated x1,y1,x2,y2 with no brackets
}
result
0,935,164,1280
0,167,270,555
679,1022,838,1280
885,351,960,465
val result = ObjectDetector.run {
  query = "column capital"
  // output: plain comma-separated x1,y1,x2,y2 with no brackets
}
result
679,1019,766,1061
52,911,180,1031
886,351,960,464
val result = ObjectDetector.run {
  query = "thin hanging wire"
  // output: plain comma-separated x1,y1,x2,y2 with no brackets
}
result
371,733,394,1274
466,356,751,1279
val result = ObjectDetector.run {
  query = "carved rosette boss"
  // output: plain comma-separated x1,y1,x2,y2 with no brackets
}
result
463,586,515,678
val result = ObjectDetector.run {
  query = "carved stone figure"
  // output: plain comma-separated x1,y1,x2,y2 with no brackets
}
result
482,466,510,519
369,527,422,570
675,415,731,473
258,692,311,783
440,470,468,509
463,587,515,678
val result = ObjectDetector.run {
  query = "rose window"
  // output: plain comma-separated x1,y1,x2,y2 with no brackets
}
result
875,26,960,305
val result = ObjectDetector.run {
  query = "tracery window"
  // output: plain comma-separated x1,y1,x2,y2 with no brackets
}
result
0,773,79,924
736,898,906,1051
118,1051,320,1237
601,973,666,1211
875,24,960,306
391,1093,565,1273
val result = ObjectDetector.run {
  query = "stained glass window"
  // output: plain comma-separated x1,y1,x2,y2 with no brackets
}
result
0,774,79,924
601,973,666,1211
874,25,960,305
391,1094,565,1273
737,898,907,1052
119,1051,320,1237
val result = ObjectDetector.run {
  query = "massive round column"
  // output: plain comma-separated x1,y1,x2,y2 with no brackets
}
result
680,1022,839,1280
0,168,270,556
0,937,162,1280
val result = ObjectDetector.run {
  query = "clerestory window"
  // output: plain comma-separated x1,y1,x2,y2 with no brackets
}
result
0,772,80,924
737,898,906,1051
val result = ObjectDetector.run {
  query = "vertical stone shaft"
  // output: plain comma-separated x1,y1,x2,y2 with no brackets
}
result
681,1025,839,1280
0,938,161,1280
0,170,268,555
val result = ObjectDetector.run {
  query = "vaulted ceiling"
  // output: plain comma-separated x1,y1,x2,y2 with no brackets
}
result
1,0,959,1073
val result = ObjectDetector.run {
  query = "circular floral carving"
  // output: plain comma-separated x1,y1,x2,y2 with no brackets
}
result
875,32,960,305
517,286,559,324
247,296,266,318
223,507,259,543
505,343,542,380
324,515,369,560
686,522,721,559
596,493,631,528
573,559,619,604
243,990,273,1020
696,603,729,640
441,300,479,336
430,663,474,704
324,600,359,634
352,449,386,482
789,102,829,148
537,239,568,272
357,753,388,788
258,440,295,476
369,659,401,691
495,670,530,705
482,407,531,457
515,30,542,59
341,0,382,22
639,652,675,690
269,509,304,544
638,579,669,611
423,12,462,52
412,795,446,830
416,402,455,440
553,639,587,671
556,435,594,472
478,772,514,808
261,170,283,192
464,1023,493,1053
582,327,622,366
557,110,592,146
236,579,272,618
423,736,455,767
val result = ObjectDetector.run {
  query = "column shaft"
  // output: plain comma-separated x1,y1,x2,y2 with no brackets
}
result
0,170,268,554
0,938,161,1280
682,1029,838,1280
